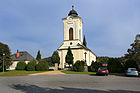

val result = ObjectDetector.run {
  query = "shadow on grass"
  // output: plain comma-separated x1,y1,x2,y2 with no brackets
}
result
10,84,140,93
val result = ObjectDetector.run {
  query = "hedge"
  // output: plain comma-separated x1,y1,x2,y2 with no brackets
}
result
36,60,49,71
16,61,26,70
73,60,85,72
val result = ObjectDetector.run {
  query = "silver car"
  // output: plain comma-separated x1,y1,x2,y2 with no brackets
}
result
126,68,139,76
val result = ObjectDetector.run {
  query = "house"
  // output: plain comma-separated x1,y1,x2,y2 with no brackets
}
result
8,50,34,70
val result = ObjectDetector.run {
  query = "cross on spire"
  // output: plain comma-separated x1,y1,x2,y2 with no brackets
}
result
72,1,74,9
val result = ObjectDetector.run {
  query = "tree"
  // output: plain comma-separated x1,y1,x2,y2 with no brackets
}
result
42,57,53,66
26,60,36,71
124,59,138,70
73,60,85,72
125,34,140,69
83,35,87,47
36,50,41,61
107,58,124,73
51,51,60,64
96,56,109,64
0,42,12,71
90,61,102,72
65,47,74,66
16,61,26,70
36,60,49,71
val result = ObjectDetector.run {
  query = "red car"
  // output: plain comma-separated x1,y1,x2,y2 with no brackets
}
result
96,67,109,76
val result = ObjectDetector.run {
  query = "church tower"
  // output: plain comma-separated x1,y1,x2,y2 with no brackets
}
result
63,5,83,46
58,5,96,69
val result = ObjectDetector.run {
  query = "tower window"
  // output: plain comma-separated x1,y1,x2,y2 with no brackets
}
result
69,28,73,40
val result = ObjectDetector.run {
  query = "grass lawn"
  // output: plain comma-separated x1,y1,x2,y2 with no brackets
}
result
61,70,96,75
109,73,125,76
0,70,46,77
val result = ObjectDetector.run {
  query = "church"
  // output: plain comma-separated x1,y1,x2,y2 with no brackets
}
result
58,5,96,69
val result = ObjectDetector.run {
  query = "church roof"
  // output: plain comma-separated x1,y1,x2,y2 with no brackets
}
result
12,51,34,61
68,5,78,17
58,43,96,56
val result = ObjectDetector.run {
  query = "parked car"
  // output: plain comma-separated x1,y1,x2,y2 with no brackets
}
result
126,68,139,77
96,67,109,76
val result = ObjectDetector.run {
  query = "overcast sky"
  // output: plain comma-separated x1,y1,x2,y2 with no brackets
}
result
0,0,140,58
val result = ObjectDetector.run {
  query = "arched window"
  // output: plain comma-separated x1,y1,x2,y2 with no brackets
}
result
69,28,73,40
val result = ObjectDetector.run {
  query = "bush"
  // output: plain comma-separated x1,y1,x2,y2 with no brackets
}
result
73,60,85,72
16,61,26,70
26,60,36,71
36,60,49,71
108,58,124,73
124,59,138,70
90,62,102,72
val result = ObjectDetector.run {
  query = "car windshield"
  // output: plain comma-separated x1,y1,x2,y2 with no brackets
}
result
100,67,107,70
128,68,137,71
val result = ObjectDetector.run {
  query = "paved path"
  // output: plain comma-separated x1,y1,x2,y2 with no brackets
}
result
28,71,65,76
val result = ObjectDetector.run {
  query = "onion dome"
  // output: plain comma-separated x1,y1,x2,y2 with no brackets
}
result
68,5,78,17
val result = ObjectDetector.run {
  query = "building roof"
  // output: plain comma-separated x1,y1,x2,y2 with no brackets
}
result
68,5,78,17
58,43,96,57
12,51,34,61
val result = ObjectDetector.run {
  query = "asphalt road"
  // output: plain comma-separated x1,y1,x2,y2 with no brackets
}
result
0,74,140,93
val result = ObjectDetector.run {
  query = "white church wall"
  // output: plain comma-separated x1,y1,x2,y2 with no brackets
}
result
58,48,96,69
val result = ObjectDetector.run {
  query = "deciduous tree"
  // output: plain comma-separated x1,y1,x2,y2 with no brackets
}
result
0,42,12,71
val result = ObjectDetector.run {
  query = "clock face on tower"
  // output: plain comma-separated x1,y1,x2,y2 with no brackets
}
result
68,17,73,22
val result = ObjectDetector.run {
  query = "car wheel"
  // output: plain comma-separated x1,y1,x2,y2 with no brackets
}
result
106,74,108,76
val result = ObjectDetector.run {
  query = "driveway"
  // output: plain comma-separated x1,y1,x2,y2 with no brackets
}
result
0,74,140,93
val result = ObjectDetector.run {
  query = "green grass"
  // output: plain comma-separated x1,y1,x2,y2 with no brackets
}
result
109,73,125,76
0,70,46,77
61,70,96,75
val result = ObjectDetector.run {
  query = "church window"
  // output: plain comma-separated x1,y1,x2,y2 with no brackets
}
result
69,28,73,40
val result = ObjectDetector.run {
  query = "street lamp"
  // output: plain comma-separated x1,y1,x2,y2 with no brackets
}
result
84,52,87,66
3,53,5,72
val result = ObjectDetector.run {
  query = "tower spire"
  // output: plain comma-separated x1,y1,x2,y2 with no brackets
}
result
83,34,87,47
72,1,74,9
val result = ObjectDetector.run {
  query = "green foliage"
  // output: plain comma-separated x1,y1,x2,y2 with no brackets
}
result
36,50,41,61
73,60,85,72
0,42,12,71
42,57,54,67
65,47,74,65
108,58,124,73
26,60,37,71
51,51,60,64
125,34,140,67
96,56,109,64
16,61,26,70
36,60,49,71
90,61,102,72
124,59,138,70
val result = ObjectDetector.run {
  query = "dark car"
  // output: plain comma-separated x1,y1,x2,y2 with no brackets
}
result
96,67,109,76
